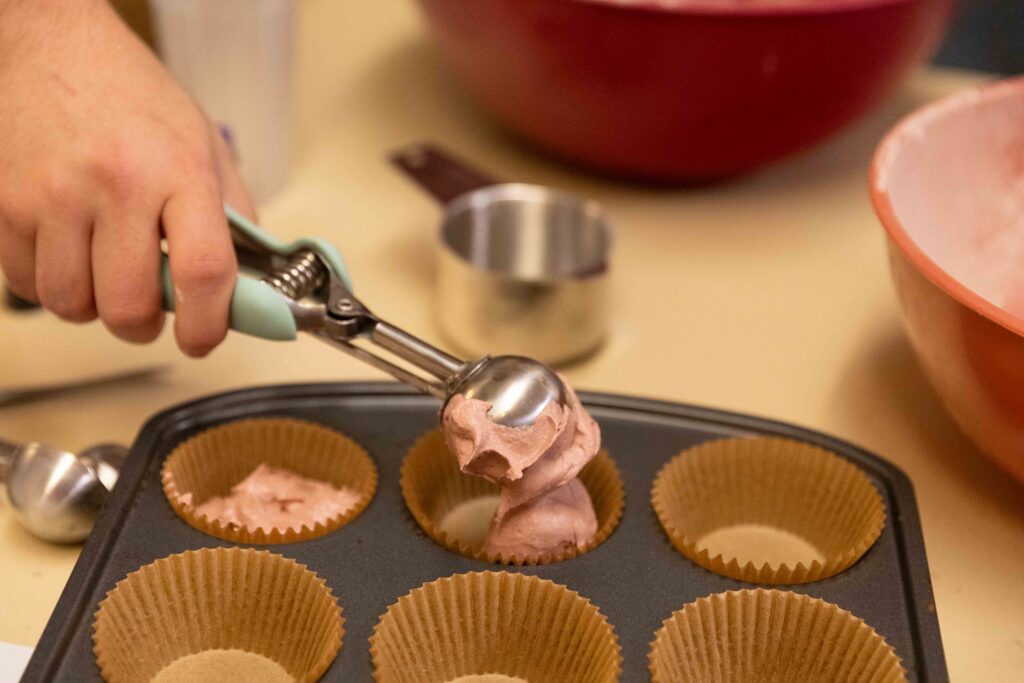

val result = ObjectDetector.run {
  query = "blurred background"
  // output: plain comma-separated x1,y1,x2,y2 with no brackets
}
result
935,0,1024,73
103,0,1022,200
115,0,1024,75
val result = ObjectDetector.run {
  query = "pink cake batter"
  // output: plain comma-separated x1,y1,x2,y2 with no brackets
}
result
876,84,1024,317
179,464,361,534
442,378,600,557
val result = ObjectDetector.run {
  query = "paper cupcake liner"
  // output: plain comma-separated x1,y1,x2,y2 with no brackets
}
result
652,436,885,583
93,547,343,683
370,571,622,683
401,429,624,565
162,418,378,544
649,589,906,683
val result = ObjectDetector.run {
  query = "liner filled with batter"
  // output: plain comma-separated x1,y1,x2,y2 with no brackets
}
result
401,414,624,565
162,417,378,544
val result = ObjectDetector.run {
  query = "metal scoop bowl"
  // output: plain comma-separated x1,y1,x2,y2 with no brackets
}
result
0,440,126,544
449,355,567,428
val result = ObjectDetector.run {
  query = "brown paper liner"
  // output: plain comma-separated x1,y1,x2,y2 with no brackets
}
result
649,589,906,683
162,418,378,544
401,429,624,565
370,571,621,683
93,547,343,683
652,436,885,584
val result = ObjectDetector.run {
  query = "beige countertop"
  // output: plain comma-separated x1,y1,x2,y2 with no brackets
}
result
2,2,1022,680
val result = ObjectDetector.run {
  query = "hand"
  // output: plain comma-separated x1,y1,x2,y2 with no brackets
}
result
0,0,255,356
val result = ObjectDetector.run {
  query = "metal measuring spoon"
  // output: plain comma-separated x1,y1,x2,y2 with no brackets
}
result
0,439,126,544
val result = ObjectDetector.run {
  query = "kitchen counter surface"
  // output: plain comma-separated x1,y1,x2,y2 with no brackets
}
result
1,3,1021,681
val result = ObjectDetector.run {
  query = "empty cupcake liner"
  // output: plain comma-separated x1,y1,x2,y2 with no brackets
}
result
162,417,378,543
652,436,885,584
369,571,622,683
649,589,906,683
400,429,624,565
93,547,343,683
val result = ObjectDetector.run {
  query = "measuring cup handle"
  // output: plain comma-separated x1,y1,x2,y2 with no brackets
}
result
389,144,498,205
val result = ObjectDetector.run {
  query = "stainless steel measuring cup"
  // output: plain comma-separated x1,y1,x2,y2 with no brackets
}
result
392,145,611,366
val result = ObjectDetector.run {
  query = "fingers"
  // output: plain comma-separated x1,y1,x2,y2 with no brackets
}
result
162,177,237,357
0,120,249,357
35,219,97,322
92,205,165,343
0,217,38,302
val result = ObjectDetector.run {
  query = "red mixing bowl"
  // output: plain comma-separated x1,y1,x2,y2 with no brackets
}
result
414,0,954,180
872,76,1024,483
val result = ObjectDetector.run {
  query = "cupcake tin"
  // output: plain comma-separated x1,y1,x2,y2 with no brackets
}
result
22,382,947,682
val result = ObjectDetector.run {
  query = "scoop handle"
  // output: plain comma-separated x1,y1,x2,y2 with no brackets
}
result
389,144,498,205
224,205,352,290
158,206,352,342
4,288,40,312
160,256,298,341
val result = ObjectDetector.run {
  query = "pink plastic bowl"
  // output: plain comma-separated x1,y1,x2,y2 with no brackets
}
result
415,0,953,180
872,76,1024,483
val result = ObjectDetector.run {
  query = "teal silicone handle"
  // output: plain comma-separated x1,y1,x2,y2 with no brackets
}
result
158,205,352,342
160,256,298,341
225,205,353,291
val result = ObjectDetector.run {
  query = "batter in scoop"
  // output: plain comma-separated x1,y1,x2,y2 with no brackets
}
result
442,378,600,557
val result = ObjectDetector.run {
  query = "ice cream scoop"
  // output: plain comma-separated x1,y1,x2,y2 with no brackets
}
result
175,207,571,430
0,439,126,543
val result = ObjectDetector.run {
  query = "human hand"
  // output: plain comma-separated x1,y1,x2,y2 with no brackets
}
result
0,0,255,356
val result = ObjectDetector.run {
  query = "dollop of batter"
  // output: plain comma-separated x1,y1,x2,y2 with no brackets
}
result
442,379,600,557
179,464,361,534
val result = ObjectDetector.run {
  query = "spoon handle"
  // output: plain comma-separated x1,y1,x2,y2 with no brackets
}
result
0,438,19,483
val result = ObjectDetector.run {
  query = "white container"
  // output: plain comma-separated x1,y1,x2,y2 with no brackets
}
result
148,0,295,203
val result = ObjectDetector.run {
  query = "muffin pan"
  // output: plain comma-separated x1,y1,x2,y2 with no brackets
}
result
22,382,947,681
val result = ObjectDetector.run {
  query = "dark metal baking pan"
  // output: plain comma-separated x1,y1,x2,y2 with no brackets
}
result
21,382,947,682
